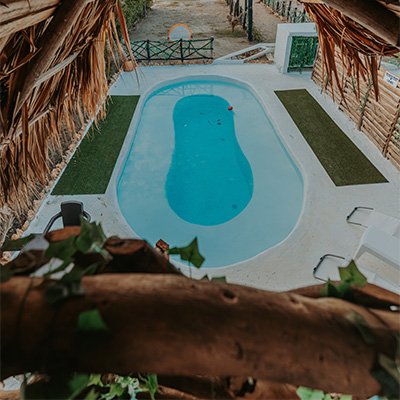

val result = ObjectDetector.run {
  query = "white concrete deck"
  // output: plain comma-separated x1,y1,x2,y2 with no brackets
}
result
25,63,400,292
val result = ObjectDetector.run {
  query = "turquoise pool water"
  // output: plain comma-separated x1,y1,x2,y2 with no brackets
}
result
167,94,253,225
117,79,303,267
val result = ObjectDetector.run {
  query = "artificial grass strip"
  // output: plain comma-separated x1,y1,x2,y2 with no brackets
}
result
275,89,387,186
53,96,139,195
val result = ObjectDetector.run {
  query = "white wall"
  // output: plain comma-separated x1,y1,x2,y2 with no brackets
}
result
275,23,317,73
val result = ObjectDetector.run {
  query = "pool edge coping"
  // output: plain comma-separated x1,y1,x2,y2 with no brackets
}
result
106,73,310,273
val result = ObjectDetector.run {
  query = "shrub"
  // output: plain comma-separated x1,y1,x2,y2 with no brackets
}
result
121,0,153,28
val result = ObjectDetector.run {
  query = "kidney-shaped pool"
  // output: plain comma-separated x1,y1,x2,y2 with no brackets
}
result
117,78,304,267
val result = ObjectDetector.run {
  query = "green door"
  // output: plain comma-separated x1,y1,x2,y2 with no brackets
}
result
288,36,318,71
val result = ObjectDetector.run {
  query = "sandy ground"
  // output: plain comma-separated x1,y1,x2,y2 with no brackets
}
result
253,0,284,42
130,0,282,58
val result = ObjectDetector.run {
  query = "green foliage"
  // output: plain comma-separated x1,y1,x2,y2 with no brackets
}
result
121,0,152,29
211,276,227,283
338,261,367,287
1,234,36,251
84,389,98,400
77,309,109,333
321,261,367,299
68,374,91,399
45,219,109,274
169,237,205,268
296,386,351,400
82,374,157,400
42,220,110,304
201,275,227,283
296,387,332,400
46,236,77,263
23,373,152,400
1,234,37,283
139,374,158,400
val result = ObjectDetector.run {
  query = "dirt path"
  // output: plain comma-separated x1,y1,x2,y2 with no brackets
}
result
253,1,283,43
130,0,282,58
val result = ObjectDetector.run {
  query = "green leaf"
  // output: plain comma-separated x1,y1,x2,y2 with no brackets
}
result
43,259,73,277
346,311,375,344
88,374,103,387
44,277,85,305
84,389,99,400
211,276,227,283
322,262,364,299
139,374,158,400
77,309,109,333
1,234,36,251
338,261,367,287
321,280,352,300
321,280,344,298
45,236,77,261
68,374,90,399
0,266,13,283
169,237,205,268
61,264,98,285
296,387,325,400
76,220,107,253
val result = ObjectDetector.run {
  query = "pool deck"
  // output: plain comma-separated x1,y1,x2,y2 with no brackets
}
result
25,63,400,292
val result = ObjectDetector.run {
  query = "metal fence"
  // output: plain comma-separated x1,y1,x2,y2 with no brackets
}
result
131,38,214,62
262,0,310,23
225,0,254,40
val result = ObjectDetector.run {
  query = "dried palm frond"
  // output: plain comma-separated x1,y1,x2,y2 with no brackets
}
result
304,3,399,100
0,0,134,232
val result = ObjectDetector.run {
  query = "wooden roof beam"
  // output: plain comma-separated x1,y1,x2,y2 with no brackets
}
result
0,7,57,38
0,0,60,23
15,0,93,113
301,0,400,47
0,0,61,38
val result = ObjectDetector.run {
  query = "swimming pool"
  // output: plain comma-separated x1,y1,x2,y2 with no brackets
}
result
117,77,304,267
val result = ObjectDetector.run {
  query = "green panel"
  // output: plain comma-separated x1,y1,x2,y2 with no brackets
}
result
52,96,139,195
275,89,387,186
288,36,318,71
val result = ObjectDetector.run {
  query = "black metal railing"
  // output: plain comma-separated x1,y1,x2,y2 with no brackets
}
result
262,0,310,23
131,38,214,62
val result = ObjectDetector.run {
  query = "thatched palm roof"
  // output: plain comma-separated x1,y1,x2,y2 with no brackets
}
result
300,0,399,98
0,0,133,212
0,0,399,236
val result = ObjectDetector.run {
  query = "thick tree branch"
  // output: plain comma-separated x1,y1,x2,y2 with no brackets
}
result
1,275,398,396
5,226,181,276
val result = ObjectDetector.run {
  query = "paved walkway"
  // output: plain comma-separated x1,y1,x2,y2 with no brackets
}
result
27,64,400,292
130,0,282,58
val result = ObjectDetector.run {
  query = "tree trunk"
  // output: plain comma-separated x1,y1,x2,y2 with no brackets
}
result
1,275,398,397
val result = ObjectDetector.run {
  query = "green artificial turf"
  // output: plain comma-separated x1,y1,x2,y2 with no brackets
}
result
275,89,387,186
53,96,139,195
